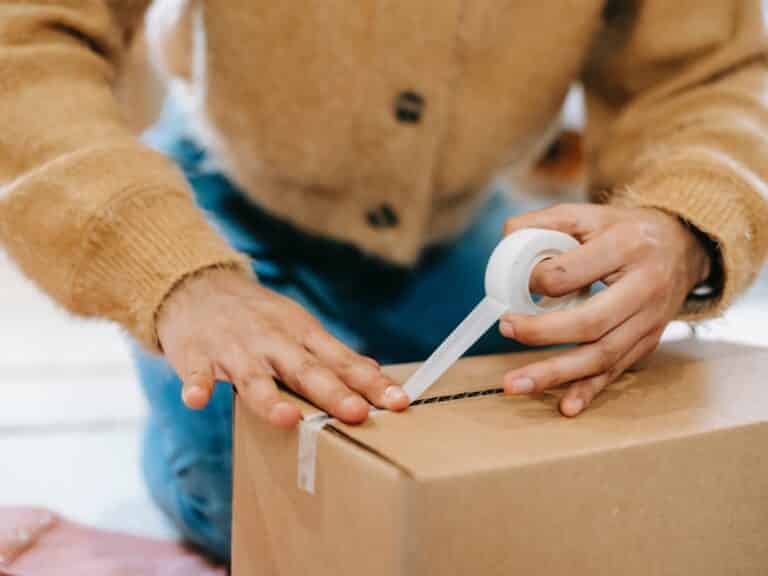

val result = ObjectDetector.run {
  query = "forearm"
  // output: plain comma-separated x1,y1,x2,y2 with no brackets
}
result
583,0,768,316
0,2,249,349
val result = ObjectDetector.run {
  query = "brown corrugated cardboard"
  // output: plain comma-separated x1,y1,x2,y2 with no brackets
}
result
231,340,768,575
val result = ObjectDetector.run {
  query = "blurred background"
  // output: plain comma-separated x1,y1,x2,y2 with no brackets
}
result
1,4,768,541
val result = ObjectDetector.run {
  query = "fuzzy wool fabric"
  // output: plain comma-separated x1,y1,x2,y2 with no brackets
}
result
0,0,767,349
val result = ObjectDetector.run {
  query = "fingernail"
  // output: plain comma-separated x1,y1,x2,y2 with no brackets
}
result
268,402,299,427
385,385,408,404
182,386,206,408
507,377,535,394
499,321,515,337
562,397,585,416
342,395,368,414
267,403,283,423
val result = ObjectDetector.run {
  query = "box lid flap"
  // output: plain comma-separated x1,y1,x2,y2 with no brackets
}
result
330,341,768,480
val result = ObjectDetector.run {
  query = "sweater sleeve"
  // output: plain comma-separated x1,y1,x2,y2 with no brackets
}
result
582,0,768,319
0,1,250,350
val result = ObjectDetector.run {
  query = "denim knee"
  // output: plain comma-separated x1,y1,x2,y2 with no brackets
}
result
135,345,235,562
169,448,232,562
142,417,233,563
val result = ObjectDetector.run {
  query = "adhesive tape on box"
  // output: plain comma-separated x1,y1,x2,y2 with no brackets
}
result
298,228,585,493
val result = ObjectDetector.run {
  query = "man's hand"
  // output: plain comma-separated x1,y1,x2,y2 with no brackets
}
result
501,204,712,417
156,269,409,428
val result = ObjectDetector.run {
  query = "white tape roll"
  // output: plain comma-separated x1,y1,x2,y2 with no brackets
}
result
401,228,584,402
299,228,585,493
484,228,582,314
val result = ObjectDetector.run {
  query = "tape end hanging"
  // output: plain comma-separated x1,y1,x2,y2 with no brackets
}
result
297,414,331,494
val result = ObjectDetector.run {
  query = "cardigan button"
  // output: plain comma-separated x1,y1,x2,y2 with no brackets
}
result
602,0,630,23
366,203,400,228
394,91,425,124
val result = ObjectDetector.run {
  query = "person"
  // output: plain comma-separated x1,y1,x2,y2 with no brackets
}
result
1,0,766,563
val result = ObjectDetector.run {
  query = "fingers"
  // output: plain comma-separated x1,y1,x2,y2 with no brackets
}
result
237,373,301,429
267,338,371,425
559,327,663,417
501,270,651,346
303,329,408,411
503,203,615,241
177,343,301,427
528,225,627,297
503,309,657,395
179,355,216,410
158,271,406,429
172,323,405,428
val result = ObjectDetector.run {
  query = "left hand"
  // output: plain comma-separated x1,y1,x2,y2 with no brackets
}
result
500,203,712,417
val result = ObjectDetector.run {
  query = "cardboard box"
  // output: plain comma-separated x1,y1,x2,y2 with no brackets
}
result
231,341,768,575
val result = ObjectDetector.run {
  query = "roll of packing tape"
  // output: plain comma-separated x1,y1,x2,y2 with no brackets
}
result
484,228,582,313
400,228,586,403
299,228,586,494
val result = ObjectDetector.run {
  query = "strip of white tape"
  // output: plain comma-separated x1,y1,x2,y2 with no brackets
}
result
403,229,582,402
296,229,585,494
297,413,332,494
402,297,508,402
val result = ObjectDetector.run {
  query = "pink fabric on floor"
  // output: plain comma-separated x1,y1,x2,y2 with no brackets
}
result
0,508,225,576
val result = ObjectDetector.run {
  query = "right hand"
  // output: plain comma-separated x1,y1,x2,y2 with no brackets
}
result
156,268,409,428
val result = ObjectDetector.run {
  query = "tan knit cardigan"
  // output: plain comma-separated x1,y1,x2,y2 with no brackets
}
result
1,0,767,350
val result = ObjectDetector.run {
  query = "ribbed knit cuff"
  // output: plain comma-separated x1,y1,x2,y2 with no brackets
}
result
74,186,252,351
611,167,759,321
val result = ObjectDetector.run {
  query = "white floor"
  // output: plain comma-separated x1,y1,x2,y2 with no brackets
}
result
1,250,767,540
0,252,175,538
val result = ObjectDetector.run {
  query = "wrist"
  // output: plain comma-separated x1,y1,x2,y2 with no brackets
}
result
678,217,718,293
157,265,254,344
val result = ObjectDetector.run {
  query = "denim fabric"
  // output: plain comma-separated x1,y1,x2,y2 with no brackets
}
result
136,106,529,562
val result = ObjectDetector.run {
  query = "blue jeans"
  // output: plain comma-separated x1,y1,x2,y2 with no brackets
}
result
136,110,530,562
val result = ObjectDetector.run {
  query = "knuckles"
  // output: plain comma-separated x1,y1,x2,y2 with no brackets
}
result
541,364,563,388
344,360,381,388
595,340,623,371
549,203,583,229
639,261,677,301
581,313,611,341
301,327,328,350
616,218,665,259
617,224,648,258
295,358,324,382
